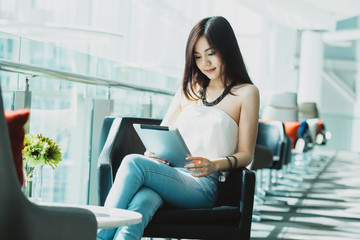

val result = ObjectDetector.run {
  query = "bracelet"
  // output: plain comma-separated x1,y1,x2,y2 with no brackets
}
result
225,156,233,169
230,155,238,169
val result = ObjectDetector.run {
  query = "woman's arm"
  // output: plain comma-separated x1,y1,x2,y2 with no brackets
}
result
186,85,259,177
227,84,259,168
161,87,183,126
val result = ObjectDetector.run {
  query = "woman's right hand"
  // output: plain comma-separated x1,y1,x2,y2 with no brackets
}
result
144,151,170,166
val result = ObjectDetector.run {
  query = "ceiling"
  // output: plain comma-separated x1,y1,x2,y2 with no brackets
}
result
239,0,360,31
1,0,360,45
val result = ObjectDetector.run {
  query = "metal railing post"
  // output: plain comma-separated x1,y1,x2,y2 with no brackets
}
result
14,76,32,110
13,76,32,132
87,91,114,205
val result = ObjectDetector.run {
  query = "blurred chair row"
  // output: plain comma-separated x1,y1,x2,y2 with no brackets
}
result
250,91,330,222
0,86,98,240
262,92,319,120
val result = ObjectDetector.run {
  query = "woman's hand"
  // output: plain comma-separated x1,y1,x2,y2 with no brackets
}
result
144,151,170,166
185,156,217,177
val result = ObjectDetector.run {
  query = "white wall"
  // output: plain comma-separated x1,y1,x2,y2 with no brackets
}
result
352,19,360,151
257,21,298,108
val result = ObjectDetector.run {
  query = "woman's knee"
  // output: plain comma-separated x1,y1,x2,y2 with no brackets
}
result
119,154,144,170
116,154,153,178
122,153,159,169
122,153,143,164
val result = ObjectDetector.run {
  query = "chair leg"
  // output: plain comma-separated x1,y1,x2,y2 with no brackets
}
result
252,210,262,222
275,168,300,188
262,169,288,205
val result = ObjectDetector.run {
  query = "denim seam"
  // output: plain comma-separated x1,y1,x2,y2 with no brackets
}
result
143,169,183,182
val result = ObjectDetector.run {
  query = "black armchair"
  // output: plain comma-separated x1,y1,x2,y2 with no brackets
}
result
97,116,256,239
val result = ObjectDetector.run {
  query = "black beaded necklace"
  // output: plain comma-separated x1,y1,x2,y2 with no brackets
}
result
200,83,234,106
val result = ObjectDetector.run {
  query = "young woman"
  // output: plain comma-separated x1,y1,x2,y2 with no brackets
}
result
97,16,259,240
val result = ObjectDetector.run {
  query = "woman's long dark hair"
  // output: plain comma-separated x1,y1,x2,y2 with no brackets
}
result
182,16,253,100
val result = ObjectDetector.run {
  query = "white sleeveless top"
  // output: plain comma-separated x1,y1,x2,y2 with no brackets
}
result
174,105,238,159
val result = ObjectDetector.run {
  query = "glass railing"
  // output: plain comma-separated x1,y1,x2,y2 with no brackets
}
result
0,32,178,205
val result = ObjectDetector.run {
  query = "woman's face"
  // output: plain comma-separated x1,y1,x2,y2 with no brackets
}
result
193,36,223,82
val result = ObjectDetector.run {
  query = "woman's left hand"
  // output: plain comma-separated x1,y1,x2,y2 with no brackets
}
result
185,156,217,177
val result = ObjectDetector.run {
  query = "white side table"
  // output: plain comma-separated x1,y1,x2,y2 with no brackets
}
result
35,201,142,229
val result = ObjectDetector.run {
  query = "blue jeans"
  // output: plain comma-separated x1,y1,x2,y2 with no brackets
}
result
97,154,220,240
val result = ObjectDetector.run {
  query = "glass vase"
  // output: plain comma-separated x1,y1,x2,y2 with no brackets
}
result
31,165,43,201
24,165,34,198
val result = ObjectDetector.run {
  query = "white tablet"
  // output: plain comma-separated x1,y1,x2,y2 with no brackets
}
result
133,124,191,167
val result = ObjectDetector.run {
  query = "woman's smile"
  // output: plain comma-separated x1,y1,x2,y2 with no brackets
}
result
205,68,216,74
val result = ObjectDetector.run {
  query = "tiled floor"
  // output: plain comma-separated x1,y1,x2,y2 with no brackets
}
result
143,150,360,240
251,150,360,240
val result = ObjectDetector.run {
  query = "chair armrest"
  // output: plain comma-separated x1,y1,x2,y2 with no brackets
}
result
215,167,255,238
29,203,97,240
98,163,113,206
97,117,122,206
238,168,256,239
250,144,273,170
